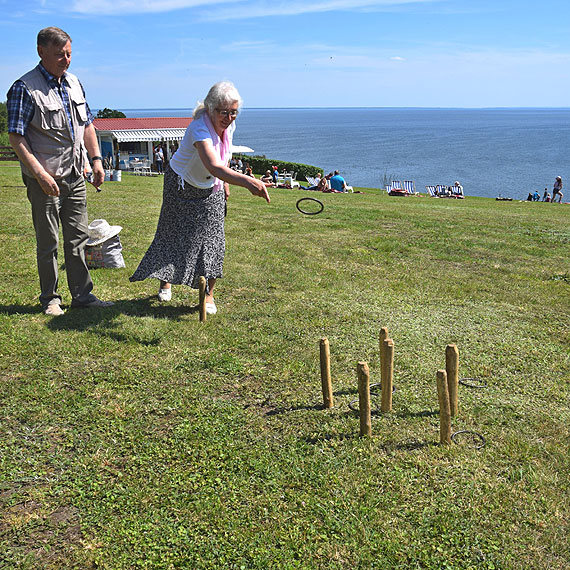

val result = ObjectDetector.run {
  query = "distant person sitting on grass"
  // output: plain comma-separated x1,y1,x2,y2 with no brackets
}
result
322,173,336,193
532,190,540,202
329,170,349,193
261,170,276,186
300,174,321,191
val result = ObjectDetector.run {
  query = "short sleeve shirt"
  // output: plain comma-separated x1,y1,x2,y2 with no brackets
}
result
169,114,235,189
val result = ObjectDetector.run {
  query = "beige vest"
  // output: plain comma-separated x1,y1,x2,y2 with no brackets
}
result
19,66,88,179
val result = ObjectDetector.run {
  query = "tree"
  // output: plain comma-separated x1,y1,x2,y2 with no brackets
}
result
0,101,7,134
96,108,126,119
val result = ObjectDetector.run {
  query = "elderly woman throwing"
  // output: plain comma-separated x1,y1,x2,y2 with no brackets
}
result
130,82,269,314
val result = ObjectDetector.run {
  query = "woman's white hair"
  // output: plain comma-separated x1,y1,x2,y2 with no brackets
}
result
193,81,242,119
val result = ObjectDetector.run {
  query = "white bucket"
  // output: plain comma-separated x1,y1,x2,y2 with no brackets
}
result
112,170,122,182
104,169,111,181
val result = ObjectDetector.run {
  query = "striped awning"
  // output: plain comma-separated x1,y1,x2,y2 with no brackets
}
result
109,129,187,142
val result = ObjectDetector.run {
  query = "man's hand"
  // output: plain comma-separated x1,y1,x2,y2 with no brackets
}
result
37,171,61,197
91,162,105,190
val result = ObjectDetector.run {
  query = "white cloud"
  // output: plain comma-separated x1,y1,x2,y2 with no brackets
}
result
70,0,235,15
69,0,440,17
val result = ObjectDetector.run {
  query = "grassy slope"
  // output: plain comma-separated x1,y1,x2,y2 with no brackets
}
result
1,163,569,569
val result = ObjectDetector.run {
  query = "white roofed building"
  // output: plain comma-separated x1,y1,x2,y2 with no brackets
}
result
93,117,192,170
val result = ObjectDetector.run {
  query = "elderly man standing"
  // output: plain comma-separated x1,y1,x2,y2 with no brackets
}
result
7,27,113,316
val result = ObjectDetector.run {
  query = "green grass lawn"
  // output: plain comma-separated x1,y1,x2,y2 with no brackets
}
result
1,162,569,569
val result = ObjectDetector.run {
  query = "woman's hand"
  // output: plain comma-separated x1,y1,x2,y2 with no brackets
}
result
246,177,270,203
195,140,270,202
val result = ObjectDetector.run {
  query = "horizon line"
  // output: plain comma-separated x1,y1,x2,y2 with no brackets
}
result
114,105,570,111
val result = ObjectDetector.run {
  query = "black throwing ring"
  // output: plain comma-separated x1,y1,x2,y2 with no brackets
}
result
451,430,486,449
459,377,488,389
296,197,324,215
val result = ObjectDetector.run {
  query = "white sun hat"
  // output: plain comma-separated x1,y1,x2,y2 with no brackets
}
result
86,219,123,246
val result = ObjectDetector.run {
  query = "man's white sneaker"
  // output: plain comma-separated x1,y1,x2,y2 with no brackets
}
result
158,288,172,302
44,304,64,316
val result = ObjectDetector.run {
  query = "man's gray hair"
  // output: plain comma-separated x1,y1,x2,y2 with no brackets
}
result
37,27,72,48
193,81,242,119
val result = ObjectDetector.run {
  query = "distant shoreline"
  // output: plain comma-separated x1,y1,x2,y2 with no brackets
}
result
114,106,570,113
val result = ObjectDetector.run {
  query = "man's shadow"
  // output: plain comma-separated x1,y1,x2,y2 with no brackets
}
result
0,298,199,346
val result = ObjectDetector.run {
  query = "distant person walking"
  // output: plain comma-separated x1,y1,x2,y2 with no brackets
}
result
7,26,113,316
130,81,270,315
154,144,164,174
552,176,563,203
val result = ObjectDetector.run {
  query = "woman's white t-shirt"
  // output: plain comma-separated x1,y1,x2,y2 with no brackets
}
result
169,114,235,189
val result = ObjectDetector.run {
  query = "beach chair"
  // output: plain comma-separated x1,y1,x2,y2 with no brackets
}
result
403,180,416,195
141,159,152,176
305,176,318,187
426,185,438,197
435,184,448,197
388,180,407,196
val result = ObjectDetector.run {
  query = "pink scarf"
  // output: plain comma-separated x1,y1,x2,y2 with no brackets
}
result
203,112,232,192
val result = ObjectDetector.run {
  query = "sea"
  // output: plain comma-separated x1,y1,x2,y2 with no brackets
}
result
119,108,570,200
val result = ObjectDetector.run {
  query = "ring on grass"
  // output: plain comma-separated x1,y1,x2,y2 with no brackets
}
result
348,383,396,412
459,377,488,389
296,197,324,215
451,430,486,449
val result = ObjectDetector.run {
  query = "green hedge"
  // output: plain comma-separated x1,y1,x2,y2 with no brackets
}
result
234,155,322,180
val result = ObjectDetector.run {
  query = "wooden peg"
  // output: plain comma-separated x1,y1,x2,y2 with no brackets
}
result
198,276,207,322
381,338,394,412
320,338,334,408
436,369,452,445
357,362,372,437
446,344,459,417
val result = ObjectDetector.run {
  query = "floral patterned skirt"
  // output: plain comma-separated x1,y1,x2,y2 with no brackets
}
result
130,165,225,289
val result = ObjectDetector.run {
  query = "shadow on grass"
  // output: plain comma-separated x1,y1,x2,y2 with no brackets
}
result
264,403,325,416
301,432,435,451
41,297,200,345
0,304,43,316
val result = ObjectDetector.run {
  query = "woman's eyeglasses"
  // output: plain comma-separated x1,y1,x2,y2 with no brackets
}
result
215,108,239,118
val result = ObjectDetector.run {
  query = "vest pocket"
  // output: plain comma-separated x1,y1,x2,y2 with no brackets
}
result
40,102,67,130
74,102,88,123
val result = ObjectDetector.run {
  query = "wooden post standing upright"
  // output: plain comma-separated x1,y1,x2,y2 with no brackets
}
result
436,370,452,445
198,276,207,322
381,338,394,412
320,338,334,408
357,362,372,437
379,327,389,364
445,344,459,417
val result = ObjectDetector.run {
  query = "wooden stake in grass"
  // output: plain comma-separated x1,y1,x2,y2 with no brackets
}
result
445,344,459,417
198,276,207,322
319,338,334,408
381,338,394,412
357,362,372,437
379,326,389,364
436,369,452,445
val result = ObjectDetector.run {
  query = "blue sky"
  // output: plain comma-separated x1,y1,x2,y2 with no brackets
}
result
2,0,570,109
